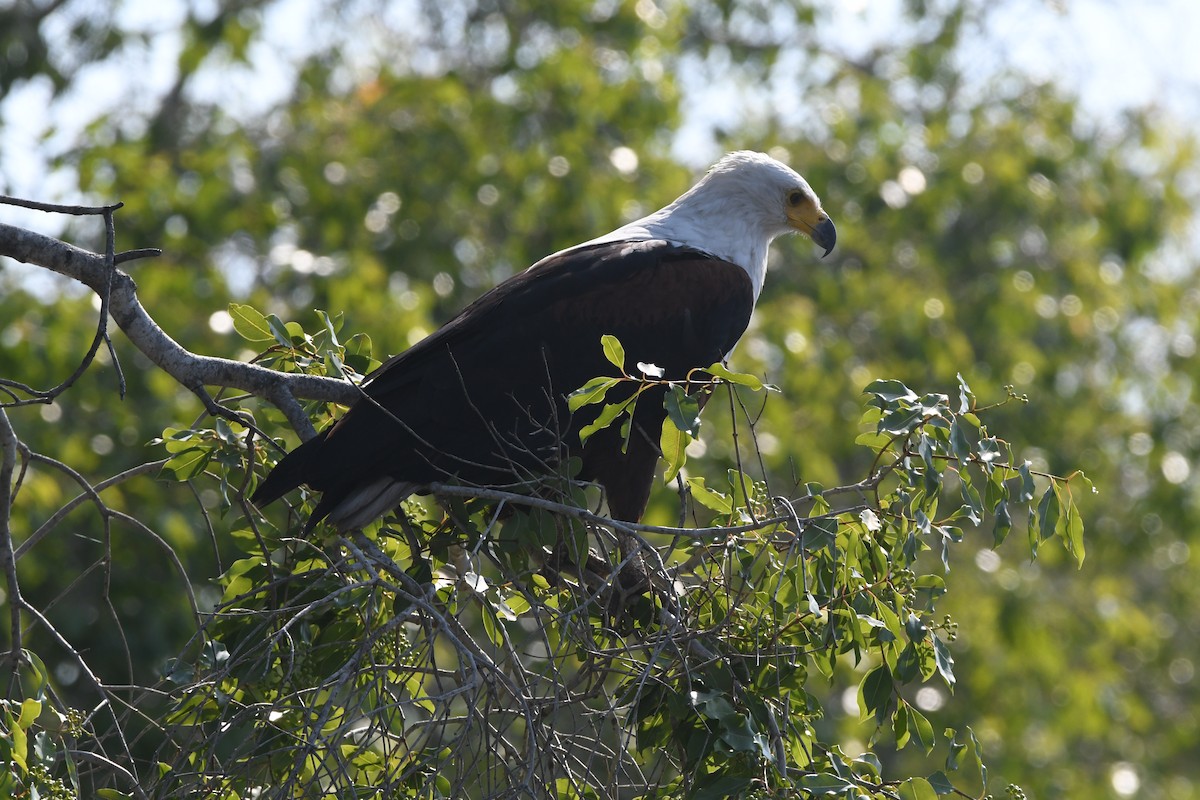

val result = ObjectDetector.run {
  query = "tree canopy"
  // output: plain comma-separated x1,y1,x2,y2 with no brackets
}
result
2,1,1199,798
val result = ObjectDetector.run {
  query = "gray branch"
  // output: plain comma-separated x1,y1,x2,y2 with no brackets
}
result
0,220,359,439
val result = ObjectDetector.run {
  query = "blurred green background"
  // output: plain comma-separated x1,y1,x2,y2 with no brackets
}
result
2,1,1198,797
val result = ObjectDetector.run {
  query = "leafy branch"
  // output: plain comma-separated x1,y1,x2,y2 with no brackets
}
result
568,333,775,491
130,321,1090,798
0,222,1092,798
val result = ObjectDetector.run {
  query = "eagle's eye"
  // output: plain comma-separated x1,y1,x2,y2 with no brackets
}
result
787,190,806,207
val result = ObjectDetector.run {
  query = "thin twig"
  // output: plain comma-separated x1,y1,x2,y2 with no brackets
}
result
0,408,24,666
0,196,123,215
14,458,165,560
425,477,879,540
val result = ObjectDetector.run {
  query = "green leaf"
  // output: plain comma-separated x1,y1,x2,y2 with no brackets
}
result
689,690,736,721
956,373,975,413
855,430,892,450
325,350,346,379
858,664,893,723
1061,485,1086,566
872,596,905,644
927,770,957,795
893,702,911,748
199,639,229,669
865,378,917,404
266,313,294,347
10,714,28,772
315,308,342,347
727,468,753,512
344,332,377,374
908,703,936,753
502,593,531,617
690,776,753,800
802,517,838,552
960,479,983,526
578,398,632,444
992,500,1012,547
945,727,989,789
895,644,921,683
796,772,854,793
804,482,830,513
852,751,882,779
17,650,49,701
228,302,273,341
949,419,972,464
160,427,198,453
1017,460,1036,502
97,790,135,800
686,477,732,514
33,728,57,763
899,776,938,800
879,405,924,435
933,636,956,687
912,575,950,614
600,334,625,370
977,437,1003,464
568,376,620,413
1036,485,1060,542
664,384,702,435
706,362,764,391
917,392,950,419
481,605,504,648
618,407,634,453
163,447,212,481
919,434,940,495
716,714,772,758
968,727,989,788
945,728,966,772
659,416,690,484
17,698,41,730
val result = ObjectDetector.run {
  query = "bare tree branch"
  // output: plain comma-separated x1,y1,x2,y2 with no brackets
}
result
0,217,358,439
0,407,24,666
423,477,878,540
14,459,166,561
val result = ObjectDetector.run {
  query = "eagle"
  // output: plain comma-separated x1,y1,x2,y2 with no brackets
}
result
252,151,835,530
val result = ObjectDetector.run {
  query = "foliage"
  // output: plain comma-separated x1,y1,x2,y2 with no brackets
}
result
2,0,1199,798
0,652,83,800
131,314,1087,797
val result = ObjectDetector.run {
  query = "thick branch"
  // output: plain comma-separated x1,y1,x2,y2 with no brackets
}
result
0,221,358,438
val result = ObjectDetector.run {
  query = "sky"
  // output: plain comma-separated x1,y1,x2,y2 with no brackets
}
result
2,0,1200,218
985,0,1200,120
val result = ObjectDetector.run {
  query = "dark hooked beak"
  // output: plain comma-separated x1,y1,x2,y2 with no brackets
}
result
811,216,837,258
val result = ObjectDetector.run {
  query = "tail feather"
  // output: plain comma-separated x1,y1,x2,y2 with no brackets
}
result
310,477,416,533
251,431,329,508
253,432,415,532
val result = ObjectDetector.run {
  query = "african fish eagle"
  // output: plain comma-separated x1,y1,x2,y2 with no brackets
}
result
252,150,836,530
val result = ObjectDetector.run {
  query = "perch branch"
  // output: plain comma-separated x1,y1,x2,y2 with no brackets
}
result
424,480,874,540
0,218,359,439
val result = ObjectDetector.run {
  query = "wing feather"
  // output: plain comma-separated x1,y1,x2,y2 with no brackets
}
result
253,240,755,526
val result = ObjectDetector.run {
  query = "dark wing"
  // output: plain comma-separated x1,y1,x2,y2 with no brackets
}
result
252,239,754,524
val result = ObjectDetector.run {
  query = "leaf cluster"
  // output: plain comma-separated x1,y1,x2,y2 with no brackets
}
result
133,315,1088,798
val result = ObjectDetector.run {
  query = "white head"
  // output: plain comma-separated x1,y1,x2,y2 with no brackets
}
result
586,151,835,300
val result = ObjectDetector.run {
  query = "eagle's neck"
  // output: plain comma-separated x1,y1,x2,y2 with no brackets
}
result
583,187,784,302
